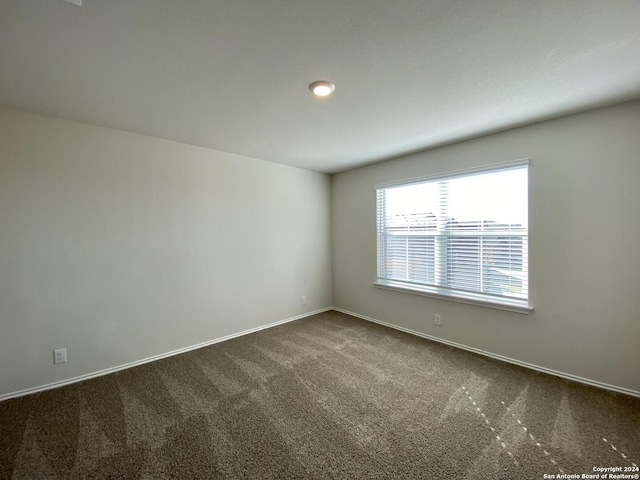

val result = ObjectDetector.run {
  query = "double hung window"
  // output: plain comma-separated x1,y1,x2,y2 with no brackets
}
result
375,161,530,312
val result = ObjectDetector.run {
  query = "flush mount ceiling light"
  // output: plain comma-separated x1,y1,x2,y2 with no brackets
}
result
309,80,335,97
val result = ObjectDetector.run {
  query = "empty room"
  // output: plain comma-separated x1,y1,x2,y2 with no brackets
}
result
1,1,639,479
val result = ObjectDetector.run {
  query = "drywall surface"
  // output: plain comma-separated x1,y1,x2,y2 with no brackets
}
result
332,100,640,393
0,108,332,397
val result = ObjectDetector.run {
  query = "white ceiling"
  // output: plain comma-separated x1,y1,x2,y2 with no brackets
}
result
1,1,640,173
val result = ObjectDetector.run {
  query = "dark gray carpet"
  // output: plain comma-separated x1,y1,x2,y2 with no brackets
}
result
1,310,639,479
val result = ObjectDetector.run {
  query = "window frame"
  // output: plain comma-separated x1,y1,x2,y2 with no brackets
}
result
374,159,532,314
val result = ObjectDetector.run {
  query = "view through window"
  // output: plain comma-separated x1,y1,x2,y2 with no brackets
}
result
376,161,529,310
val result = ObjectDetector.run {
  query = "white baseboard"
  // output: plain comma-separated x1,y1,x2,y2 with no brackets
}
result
0,307,332,402
332,307,640,399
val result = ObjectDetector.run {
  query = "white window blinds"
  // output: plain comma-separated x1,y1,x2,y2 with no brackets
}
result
376,161,529,310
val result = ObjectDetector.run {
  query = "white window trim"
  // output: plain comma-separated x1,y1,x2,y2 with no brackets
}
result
375,158,532,314
373,279,533,314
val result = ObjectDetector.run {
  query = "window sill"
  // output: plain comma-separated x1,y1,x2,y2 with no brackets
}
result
373,280,533,314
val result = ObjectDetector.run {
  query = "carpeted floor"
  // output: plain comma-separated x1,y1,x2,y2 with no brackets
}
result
1,310,639,479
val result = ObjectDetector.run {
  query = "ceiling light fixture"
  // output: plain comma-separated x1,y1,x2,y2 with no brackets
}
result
309,80,335,97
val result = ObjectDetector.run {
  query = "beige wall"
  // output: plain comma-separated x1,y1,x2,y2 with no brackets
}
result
0,108,332,397
332,100,640,394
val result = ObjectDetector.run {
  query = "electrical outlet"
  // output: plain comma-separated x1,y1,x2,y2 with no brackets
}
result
301,295,307,305
434,314,442,326
54,348,67,364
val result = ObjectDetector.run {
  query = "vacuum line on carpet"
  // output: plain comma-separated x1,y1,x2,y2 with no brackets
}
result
461,386,519,467
500,400,565,475
602,438,638,468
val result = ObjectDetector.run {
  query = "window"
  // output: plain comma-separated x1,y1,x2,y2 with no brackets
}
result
375,160,530,312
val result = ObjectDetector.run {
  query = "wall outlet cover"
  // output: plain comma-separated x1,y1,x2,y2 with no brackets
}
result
54,348,67,364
